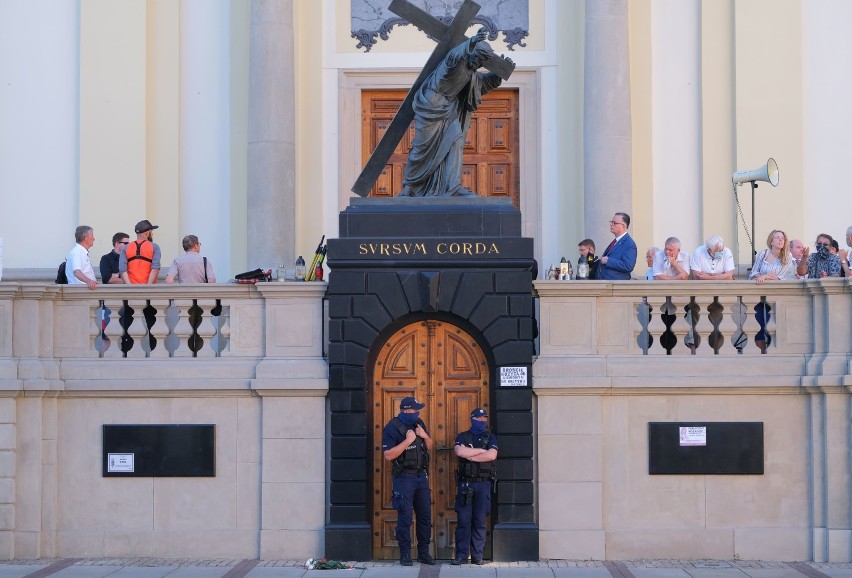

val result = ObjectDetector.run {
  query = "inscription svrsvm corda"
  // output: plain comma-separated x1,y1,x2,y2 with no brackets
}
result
358,241,501,256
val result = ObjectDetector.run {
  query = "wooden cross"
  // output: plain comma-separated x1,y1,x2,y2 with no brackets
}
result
351,0,515,197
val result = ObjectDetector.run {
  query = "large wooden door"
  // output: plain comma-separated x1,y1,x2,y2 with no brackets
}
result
362,89,520,207
371,320,490,560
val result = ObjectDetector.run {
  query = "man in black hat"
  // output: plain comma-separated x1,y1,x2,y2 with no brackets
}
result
451,407,498,565
118,219,162,352
381,396,435,566
120,219,162,285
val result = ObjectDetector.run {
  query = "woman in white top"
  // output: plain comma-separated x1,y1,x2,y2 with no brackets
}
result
749,229,792,283
750,229,792,353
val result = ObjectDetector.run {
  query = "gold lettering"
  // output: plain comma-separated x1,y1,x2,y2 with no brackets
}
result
415,243,427,255
463,242,473,255
380,244,390,255
392,243,401,255
437,243,448,254
359,243,367,255
490,243,499,254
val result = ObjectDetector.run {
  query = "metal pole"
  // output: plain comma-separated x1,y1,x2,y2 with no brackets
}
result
750,181,757,265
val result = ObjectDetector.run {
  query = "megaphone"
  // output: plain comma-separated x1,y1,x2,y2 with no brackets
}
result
732,158,779,186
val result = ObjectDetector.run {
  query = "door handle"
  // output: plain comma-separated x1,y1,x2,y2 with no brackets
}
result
437,444,454,452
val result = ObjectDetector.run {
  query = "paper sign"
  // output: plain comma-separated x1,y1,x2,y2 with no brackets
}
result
679,427,706,446
108,453,135,473
500,366,527,387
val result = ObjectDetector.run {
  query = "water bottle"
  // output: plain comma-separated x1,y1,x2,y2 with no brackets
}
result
295,256,306,280
577,259,589,280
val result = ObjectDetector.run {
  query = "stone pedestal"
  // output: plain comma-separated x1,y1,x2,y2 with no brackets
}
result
324,198,539,562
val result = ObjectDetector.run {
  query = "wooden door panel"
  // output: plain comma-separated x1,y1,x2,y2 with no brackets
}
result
464,118,479,151
487,118,511,152
371,320,490,560
362,89,519,207
375,166,393,197
461,164,478,192
487,164,511,198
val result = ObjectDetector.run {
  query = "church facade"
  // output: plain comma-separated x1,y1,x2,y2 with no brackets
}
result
0,0,850,563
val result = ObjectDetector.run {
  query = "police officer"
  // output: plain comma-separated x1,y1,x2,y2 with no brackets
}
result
382,396,435,566
451,407,498,565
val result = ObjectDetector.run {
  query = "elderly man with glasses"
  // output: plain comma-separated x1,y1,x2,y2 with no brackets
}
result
99,232,130,284
597,212,638,280
796,233,841,279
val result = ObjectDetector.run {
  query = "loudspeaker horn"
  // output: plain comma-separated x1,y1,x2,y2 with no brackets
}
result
732,158,779,186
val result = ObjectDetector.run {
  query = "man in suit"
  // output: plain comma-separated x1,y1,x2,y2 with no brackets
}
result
597,212,637,280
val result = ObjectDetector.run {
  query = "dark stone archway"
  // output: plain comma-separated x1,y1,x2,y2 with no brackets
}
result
323,198,538,561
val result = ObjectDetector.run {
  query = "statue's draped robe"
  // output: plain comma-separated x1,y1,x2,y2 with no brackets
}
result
401,41,502,197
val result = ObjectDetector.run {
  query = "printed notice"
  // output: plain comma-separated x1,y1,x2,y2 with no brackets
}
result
500,366,527,387
108,453,135,473
679,427,707,446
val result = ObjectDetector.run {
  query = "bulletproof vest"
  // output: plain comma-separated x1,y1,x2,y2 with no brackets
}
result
457,430,495,481
391,417,429,473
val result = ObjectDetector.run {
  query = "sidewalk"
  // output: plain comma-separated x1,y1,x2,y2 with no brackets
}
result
0,559,851,578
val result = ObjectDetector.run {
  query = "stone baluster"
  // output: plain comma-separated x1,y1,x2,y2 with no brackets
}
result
692,296,717,356
195,299,217,358
716,295,742,356
101,300,125,359
645,296,669,355
763,298,776,352
125,299,149,358
669,296,693,356
172,298,195,357
739,295,762,355
148,299,171,359
91,302,105,356
217,305,231,356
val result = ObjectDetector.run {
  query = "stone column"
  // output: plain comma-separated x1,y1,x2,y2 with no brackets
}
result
247,0,296,270
584,0,633,246
180,0,232,275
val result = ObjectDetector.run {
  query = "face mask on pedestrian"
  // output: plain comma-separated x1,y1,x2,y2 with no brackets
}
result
816,243,830,257
399,411,419,427
470,419,487,434
714,251,724,260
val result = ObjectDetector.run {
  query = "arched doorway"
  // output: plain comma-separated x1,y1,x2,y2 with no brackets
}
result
370,319,491,560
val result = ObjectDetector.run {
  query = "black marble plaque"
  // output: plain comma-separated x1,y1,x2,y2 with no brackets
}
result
648,422,763,475
102,424,215,477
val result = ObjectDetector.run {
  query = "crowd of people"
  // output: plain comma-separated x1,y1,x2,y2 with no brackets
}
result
63,220,215,291
569,213,851,283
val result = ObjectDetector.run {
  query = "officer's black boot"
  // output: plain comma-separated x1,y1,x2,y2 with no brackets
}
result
400,552,413,566
451,555,468,565
417,552,435,565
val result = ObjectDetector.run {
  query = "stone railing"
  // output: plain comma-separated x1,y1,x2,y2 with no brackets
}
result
0,282,329,389
534,278,851,389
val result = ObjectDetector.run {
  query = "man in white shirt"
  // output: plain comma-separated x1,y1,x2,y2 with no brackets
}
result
66,226,98,290
653,237,690,280
685,235,735,352
790,239,806,279
690,235,735,280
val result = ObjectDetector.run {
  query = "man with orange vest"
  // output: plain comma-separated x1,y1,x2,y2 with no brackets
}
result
119,220,162,284
118,220,162,353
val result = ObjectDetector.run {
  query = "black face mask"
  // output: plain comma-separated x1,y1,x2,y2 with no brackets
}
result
816,244,830,258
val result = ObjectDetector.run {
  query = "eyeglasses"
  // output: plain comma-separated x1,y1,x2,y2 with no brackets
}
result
118,241,129,245
609,221,625,226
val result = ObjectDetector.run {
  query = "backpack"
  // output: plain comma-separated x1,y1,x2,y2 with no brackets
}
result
55,260,68,284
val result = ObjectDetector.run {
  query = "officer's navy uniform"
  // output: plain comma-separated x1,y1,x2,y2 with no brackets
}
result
381,412,432,564
453,423,498,563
